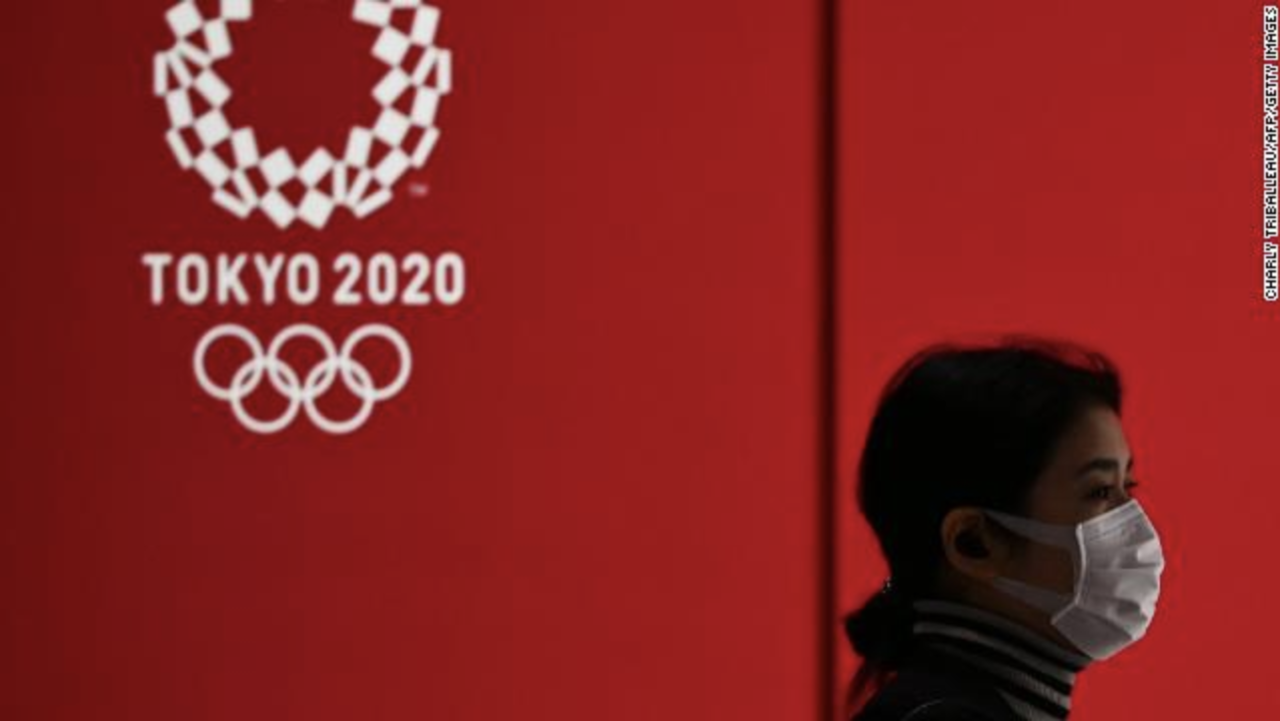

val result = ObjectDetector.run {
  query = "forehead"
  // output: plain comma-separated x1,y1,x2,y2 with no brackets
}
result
1043,404,1131,473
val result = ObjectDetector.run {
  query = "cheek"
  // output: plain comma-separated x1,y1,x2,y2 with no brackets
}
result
1010,540,1076,595
1026,482,1093,526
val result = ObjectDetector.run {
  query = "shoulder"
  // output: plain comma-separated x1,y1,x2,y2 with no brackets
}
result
851,665,1015,721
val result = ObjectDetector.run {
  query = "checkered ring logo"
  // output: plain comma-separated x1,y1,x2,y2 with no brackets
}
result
153,0,453,229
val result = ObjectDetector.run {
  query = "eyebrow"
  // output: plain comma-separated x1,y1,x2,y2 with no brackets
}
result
1074,454,1135,478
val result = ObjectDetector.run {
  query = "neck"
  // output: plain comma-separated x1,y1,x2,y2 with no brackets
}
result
910,598,1092,721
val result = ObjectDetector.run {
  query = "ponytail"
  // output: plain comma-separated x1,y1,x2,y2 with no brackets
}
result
841,579,916,718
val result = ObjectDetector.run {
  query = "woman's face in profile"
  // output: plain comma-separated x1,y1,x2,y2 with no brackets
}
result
1001,403,1139,597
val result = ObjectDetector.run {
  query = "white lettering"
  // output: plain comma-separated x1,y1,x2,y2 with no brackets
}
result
216,253,249,305
176,254,210,306
141,253,174,305
254,253,285,306
288,255,321,306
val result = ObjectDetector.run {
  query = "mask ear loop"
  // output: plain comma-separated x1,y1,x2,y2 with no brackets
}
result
981,509,1083,618
1054,523,1087,624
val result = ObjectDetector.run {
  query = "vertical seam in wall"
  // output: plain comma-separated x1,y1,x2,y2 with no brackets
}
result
818,0,840,719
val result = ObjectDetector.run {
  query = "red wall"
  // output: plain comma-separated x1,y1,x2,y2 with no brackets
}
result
838,1,1271,718
0,1,824,719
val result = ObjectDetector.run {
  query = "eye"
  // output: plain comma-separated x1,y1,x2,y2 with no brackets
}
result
1086,485,1114,501
1087,478,1140,501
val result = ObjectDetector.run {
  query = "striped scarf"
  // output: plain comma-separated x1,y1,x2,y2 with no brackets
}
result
910,599,1092,721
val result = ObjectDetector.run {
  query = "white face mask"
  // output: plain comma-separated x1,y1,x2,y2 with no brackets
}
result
982,499,1165,660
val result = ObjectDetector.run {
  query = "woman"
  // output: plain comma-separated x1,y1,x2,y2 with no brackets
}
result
843,335,1165,721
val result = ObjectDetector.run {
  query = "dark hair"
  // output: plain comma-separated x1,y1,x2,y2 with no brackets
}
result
841,333,1123,717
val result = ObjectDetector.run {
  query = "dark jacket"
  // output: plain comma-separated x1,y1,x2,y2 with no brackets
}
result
852,645,1022,721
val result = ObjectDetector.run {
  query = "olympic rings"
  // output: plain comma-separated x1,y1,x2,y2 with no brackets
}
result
193,323,413,434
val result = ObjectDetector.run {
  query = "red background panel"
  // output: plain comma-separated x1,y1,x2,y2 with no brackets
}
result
0,1,824,720
838,1,1271,718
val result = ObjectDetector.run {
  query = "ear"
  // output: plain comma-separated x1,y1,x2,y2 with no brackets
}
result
940,507,1012,582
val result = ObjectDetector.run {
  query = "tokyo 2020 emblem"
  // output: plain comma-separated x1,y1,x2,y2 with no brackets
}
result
152,0,453,230
147,0,460,435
